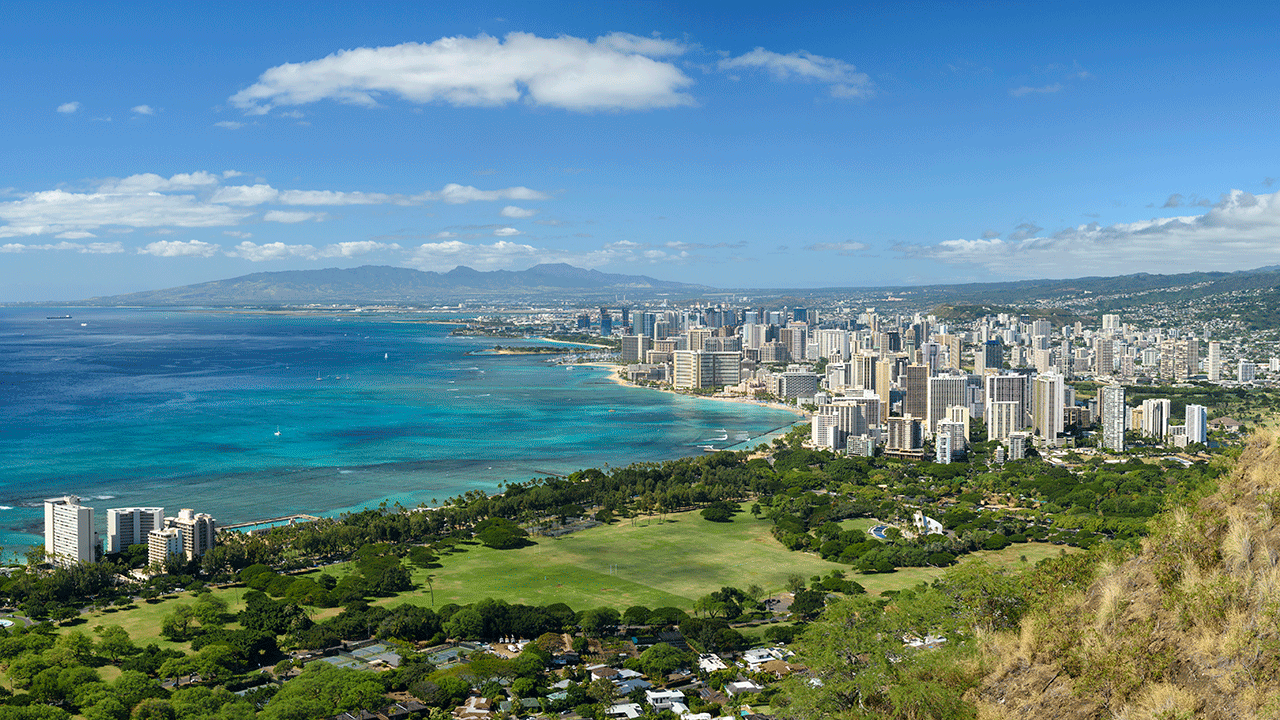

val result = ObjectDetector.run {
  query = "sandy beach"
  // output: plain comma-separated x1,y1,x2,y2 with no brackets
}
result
578,361,809,420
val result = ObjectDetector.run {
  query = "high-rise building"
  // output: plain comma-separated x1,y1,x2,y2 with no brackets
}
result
1094,338,1114,376
1141,398,1171,439
1186,404,1208,444
166,509,217,562
620,335,653,362
936,419,966,460
985,373,1030,428
947,405,971,440
875,361,893,424
673,350,742,389
904,364,930,421
934,432,952,464
1207,341,1222,381
1100,384,1126,452
147,528,184,569
887,416,923,452
812,390,880,449
987,400,1022,442
1032,371,1065,440
982,340,1004,372
44,496,96,565
599,309,612,337
817,329,850,361
776,370,820,399
927,374,966,436
1008,432,1030,460
106,507,164,554
1101,314,1121,331
1239,360,1257,383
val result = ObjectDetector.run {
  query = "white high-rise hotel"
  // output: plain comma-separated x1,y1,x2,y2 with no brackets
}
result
44,496,95,564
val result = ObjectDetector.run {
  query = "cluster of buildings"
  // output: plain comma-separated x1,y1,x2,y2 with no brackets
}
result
43,495,216,569
605,303,1234,460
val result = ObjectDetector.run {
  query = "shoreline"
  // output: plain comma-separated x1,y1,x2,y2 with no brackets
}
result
579,361,810,421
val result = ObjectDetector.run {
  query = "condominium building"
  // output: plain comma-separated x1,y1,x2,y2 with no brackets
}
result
167,509,217,562
926,374,966,436
1100,384,1126,452
1186,404,1208,444
903,364,930,421
673,350,742,389
106,507,164,554
1207,341,1222,382
1141,398,1172,439
44,496,96,565
987,400,1022,442
147,527,184,569
1032,371,1065,440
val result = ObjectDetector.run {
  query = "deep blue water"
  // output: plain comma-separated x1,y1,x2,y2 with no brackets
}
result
0,307,799,559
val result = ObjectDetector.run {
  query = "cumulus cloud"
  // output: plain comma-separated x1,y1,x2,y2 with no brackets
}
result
57,102,81,114
1009,83,1063,97
229,32,695,114
139,240,220,257
429,183,550,204
263,210,324,223
211,184,280,205
55,230,97,240
0,180,252,238
0,241,122,253
317,241,401,257
912,189,1280,277
223,230,253,238
131,105,156,115
493,227,521,236
406,240,544,271
718,48,873,98
804,240,868,256
500,205,538,218
226,241,317,261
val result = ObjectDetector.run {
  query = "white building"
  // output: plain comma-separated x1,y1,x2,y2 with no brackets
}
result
106,507,164,554
147,527,183,569
1032,371,1065,441
1186,404,1208,444
1141,398,1171,439
1100,384,1126,452
1207,341,1222,381
1239,360,1257,383
987,400,1022,442
44,496,96,564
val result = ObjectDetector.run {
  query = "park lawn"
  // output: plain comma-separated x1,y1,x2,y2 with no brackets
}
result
852,541,1076,597
70,586,257,650
838,517,878,533
348,505,840,612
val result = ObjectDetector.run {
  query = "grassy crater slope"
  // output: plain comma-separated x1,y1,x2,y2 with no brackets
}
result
976,434,1280,720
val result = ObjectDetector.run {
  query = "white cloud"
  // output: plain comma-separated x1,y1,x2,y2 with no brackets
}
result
406,240,542,271
1009,83,1063,97
263,210,324,223
278,189,399,205
226,241,317,261
718,48,873,98
54,230,97,240
500,205,538,218
57,102,81,114
221,170,244,178
914,189,1280,277
432,231,458,239
493,227,521,236
229,32,696,114
131,105,156,115
99,172,221,193
428,183,550,204
223,230,253,238
0,182,252,238
0,241,122,253
214,121,245,129
139,240,220,257
318,241,401,257
210,184,280,205
805,240,868,256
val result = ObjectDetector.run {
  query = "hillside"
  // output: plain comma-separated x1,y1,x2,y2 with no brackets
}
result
975,435,1280,719
82,263,706,305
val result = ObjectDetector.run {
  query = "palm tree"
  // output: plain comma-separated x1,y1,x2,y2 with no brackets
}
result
425,574,436,606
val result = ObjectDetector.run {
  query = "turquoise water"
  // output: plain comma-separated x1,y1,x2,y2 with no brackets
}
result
0,307,799,559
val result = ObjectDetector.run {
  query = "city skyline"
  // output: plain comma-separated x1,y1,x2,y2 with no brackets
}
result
6,2,1280,302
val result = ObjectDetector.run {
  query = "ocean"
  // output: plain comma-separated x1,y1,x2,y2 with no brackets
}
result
0,307,800,560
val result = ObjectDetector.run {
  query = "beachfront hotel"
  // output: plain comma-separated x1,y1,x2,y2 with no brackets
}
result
43,495,96,565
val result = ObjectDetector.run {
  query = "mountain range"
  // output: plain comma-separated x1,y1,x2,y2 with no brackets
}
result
83,264,707,305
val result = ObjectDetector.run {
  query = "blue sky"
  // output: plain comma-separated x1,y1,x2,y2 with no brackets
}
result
4,1,1280,301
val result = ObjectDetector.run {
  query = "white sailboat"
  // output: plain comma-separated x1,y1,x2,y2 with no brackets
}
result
274,426,281,437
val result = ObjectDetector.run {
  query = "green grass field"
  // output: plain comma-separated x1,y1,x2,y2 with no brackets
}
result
345,506,840,612
59,509,1076,648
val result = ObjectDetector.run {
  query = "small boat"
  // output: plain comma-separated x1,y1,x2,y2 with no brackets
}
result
46,315,72,320
274,426,281,437
80,323,88,327
384,353,388,359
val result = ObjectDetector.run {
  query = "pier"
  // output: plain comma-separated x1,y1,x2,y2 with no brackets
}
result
220,514,322,534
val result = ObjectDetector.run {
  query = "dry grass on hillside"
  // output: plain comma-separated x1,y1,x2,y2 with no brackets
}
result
972,434,1280,720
